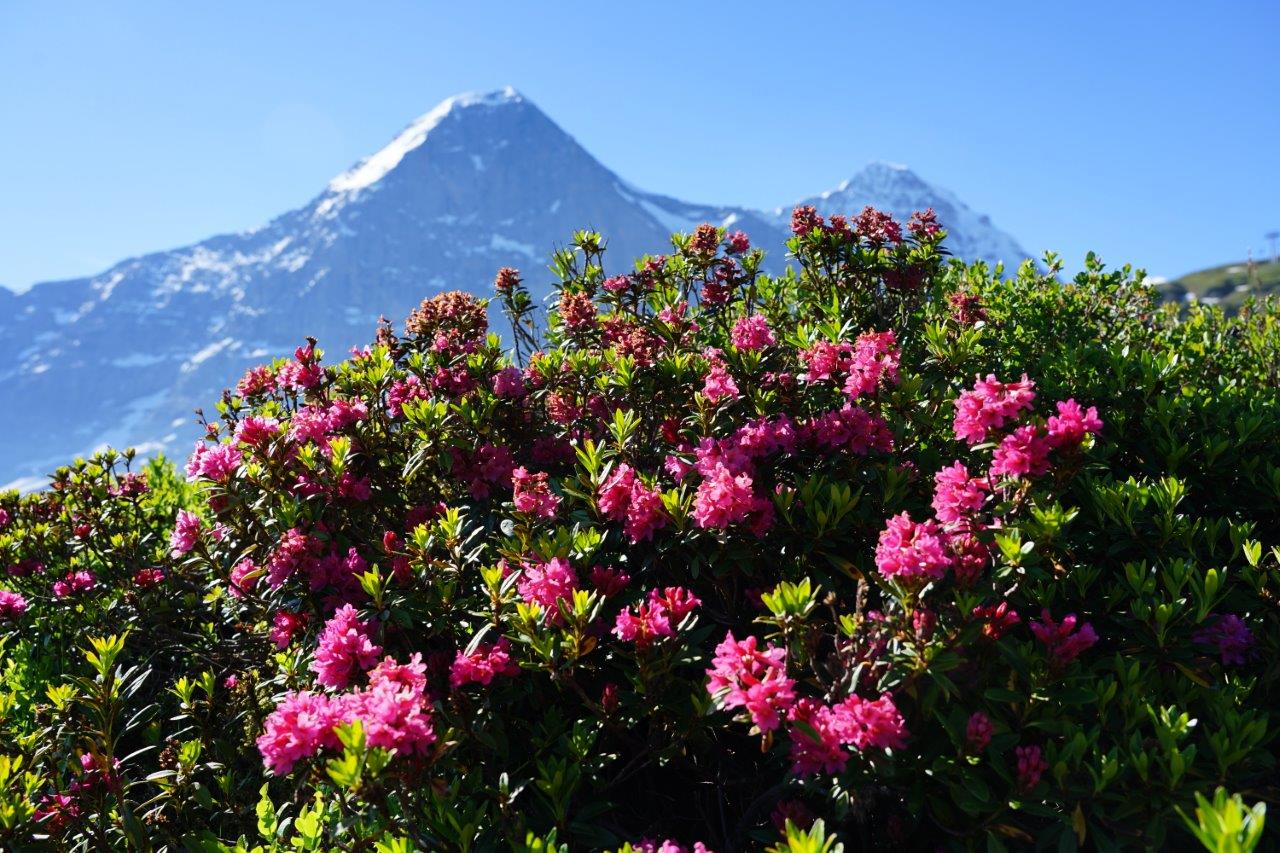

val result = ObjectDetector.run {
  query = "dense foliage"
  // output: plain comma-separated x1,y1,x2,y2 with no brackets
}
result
1,210,1278,851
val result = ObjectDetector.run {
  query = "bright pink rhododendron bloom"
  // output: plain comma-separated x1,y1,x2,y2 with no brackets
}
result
692,464,760,530
952,374,1036,445
1045,399,1103,448
511,467,560,518
517,557,578,623
1030,609,1098,664
973,602,1021,640
706,632,796,732
491,366,526,399
702,363,740,402
931,461,990,525
989,425,1052,479
0,590,27,620
450,638,520,688
731,315,775,351
312,604,382,689
875,513,952,583
843,331,901,399
169,510,203,557
613,587,700,648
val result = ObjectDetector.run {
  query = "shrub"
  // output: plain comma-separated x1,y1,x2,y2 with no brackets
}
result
0,213,1277,850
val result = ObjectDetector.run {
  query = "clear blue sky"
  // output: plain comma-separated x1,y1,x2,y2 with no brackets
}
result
2,1,1276,291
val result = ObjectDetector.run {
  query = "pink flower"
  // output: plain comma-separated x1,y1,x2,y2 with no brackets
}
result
312,604,382,689
517,557,578,623
185,441,242,482
386,376,430,417
235,415,280,447
948,530,990,587
511,467,560,519
1045,399,1102,449
791,205,825,236
53,570,96,598
931,461,990,525
973,602,1021,640
1015,744,1048,790
133,567,165,589
628,841,713,853
787,699,848,776
169,510,203,557
558,291,598,331
799,340,852,383
624,480,668,542
270,611,306,649
702,364,740,402
0,590,27,620
806,405,893,455
843,330,901,399
276,345,324,390
966,711,993,752
834,693,909,751
692,464,757,530
854,206,902,245
602,275,631,294
613,587,700,648
726,230,750,254
229,560,259,598
450,638,520,688
1030,609,1098,665
952,374,1036,445
706,633,796,732
492,366,526,399
990,425,1052,479
874,513,952,583
731,315,776,351
598,463,636,520
266,528,314,588
256,691,344,775
1193,614,1255,665
341,655,436,758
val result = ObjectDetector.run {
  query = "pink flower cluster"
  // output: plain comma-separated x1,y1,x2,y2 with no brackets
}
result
386,376,430,417
843,331,901,399
731,315,776,351
257,654,435,776
53,570,96,598
450,637,520,688
598,463,669,543
931,462,990,525
706,633,796,732
185,441,243,482
452,443,516,499
966,711,993,752
1029,609,1098,665
312,604,383,689
169,510,203,557
517,557,578,623
613,587,700,648
511,467,561,519
1015,744,1048,790
953,374,1036,445
628,841,713,853
874,513,952,583
788,692,909,776
0,589,27,620
234,415,281,447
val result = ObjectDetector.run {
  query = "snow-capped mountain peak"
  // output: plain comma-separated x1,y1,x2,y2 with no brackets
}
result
327,87,525,195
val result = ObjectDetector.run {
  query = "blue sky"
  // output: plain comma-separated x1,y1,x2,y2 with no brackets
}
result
1,1,1276,291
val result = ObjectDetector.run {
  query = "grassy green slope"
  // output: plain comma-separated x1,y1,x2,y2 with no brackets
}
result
1159,257,1280,312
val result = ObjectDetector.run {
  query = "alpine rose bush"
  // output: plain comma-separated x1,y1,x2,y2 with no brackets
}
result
0,213,1277,851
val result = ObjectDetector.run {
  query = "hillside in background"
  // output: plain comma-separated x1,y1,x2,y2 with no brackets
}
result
0,88,1033,489
1158,257,1280,313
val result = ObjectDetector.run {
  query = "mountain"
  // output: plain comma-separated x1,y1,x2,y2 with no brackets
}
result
0,87,1031,489
1156,258,1280,313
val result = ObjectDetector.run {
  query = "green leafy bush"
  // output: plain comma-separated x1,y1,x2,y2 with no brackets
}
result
0,211,1276,850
